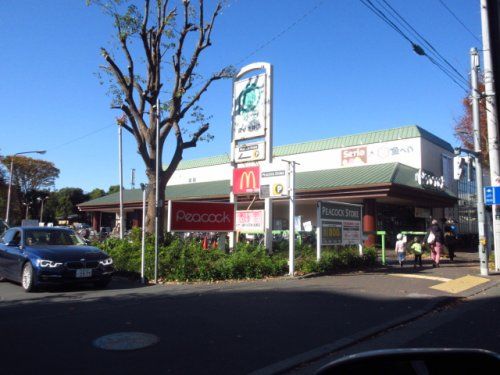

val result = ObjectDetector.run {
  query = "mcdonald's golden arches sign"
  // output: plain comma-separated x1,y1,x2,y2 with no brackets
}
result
233,166,260,195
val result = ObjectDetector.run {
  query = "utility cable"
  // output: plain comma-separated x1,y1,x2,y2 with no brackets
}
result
376,0,469,87
233,0,325,66
359,0,469,92
438,0,481,43
47,124,115,151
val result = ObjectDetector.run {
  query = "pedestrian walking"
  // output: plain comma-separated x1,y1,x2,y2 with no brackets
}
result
410,236,423,268
395,233,407,267
424,219,444,267
444,224,456,261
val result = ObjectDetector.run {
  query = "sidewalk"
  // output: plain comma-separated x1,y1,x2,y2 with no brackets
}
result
250,251,499,374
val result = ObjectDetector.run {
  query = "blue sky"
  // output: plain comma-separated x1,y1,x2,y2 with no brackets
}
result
0,0,481,192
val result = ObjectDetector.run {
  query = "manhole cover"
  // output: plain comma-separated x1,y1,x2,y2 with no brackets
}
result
93,332,159,351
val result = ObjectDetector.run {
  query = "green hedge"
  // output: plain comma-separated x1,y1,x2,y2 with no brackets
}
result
98,229,378,282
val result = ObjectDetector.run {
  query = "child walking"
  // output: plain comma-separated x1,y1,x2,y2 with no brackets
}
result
410,237,423,268
395,233,407,267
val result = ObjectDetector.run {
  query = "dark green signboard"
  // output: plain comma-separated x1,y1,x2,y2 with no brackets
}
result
317,201,362,246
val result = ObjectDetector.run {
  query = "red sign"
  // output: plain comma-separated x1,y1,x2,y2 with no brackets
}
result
341,146,367,166
233,166,260,194
169,201,235,232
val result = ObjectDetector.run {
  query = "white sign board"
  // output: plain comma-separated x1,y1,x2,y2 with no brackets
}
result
21,219,39,227
234,141,266,163
259,163,289,199
236,210,264,233
233,73,266,141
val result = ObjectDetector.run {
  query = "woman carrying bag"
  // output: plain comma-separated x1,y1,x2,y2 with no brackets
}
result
424,219,445,268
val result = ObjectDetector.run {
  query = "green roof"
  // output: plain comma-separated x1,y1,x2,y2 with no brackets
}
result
79,180,231,207
79,163,454,208
176,125,453,171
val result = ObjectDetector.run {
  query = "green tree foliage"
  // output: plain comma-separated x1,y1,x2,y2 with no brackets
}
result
107,185,120,194
89,188,106,200
0,155,59,224
45,188,88,220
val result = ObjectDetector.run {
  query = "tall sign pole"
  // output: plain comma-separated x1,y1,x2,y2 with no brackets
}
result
471,48,489,276
264,65,273,251
230,62,273,251
481,0,500,270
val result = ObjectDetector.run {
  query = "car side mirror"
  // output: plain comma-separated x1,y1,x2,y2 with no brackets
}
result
316,349,500,374
6,241,18,247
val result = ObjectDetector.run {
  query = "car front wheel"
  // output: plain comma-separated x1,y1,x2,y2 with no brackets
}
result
21,262,36,292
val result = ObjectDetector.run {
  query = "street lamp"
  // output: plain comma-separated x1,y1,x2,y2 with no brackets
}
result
5,150,46,225
37,196,49,223
22,201,32,220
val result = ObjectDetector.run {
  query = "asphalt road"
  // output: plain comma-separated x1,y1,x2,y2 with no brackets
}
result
288,282,500,374
0,255,498,374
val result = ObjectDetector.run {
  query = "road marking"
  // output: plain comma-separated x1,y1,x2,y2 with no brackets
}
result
430,275,489,294
389,274,452,282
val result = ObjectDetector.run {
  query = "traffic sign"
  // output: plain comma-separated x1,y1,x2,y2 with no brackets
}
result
484,186,500,205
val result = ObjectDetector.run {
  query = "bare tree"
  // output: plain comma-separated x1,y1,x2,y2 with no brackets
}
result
90,0,233,236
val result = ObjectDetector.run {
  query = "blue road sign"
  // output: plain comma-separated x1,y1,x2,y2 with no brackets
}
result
484,186,500,205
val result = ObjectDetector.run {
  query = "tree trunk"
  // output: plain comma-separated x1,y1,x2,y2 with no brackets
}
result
145,169,167,240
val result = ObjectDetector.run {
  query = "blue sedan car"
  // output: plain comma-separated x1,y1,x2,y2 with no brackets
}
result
0,227,114,292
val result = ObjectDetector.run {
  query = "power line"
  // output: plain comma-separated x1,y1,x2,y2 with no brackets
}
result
233,0,325,66
43,2,326,152
359,0,469,92
376,0,469,87
438,0,481,43
360,0,414,45
47,124,115,151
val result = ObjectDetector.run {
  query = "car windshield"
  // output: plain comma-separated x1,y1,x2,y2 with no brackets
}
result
24,229,85,246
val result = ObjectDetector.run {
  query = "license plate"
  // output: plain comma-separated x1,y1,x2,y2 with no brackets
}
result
76,268,92,278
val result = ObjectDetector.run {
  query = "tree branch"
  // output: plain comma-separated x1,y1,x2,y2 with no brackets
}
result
180,1,221,90
101,48,129,93
179,71,226,119
182,123,209,149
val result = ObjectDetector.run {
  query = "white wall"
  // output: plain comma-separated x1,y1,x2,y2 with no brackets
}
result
169,137,424,185
420,138,454,177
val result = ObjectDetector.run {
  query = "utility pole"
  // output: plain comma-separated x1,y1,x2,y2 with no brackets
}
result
481,0,500,271
283,159,298,276
118,122,124,240
154,99,160,284
140,183,148,284
471,48,489,276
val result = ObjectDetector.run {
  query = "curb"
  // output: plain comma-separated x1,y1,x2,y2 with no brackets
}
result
248,280,500,375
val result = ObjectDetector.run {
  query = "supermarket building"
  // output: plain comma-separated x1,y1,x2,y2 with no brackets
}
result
79,125,461,244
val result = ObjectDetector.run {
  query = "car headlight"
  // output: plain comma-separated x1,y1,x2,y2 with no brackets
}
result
36,259,63,268
99,258,113,266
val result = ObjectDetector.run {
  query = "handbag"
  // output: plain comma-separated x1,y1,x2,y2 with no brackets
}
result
427,231,435,244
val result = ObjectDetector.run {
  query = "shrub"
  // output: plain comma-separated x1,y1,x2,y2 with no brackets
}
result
98,233,378,282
